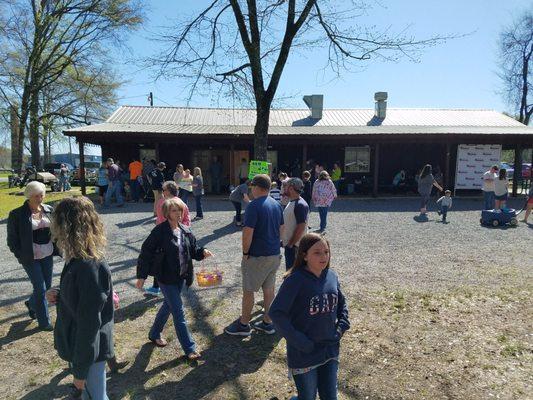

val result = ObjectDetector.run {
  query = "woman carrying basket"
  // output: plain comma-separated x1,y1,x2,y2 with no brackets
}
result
136,198,213,360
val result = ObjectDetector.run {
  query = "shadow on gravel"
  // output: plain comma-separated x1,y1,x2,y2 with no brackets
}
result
331,197,527,213
0,293,32,308
18,368,72,400
197,222,238,248
115,215,155,229
0,320,38,349
114,296,162,324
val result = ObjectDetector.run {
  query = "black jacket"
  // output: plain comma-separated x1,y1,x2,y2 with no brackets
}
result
54,258,114,380
137,221,205,286
7,201,54,266
149,168,164,191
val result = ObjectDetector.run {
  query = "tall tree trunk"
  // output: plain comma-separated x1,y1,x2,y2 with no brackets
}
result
42,131,49,165
15,90,31,172
10,105,19,170
253,104,270,161
29,92,41,169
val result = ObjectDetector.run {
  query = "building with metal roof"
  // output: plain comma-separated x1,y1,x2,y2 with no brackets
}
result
64,94,533,196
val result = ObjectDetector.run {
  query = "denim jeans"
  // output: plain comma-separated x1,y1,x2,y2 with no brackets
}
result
483,191,495,210
284,246,297,271
59,176,69,191
23,255,53,327
232,201,242,222
441,205,448,221
104,181,123,206
292,359,339,400
82,361,108,400
179,188,190,205
149,280,196,355
194,195,204,218
317,207,329,231
129,179,140,201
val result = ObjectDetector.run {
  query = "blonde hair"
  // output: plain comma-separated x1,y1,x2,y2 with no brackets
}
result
162,198,185,220
193,167,202,177
51,197,106,262
24,181,46,199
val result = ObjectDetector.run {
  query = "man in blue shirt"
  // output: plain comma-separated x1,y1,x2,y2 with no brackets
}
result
225,174,284,336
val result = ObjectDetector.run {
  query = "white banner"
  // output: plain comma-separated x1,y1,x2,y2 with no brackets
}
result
454,144,501,191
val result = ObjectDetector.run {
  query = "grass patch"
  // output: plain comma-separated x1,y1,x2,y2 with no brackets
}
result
0,184,98,219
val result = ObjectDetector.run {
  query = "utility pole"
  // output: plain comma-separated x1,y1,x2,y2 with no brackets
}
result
148,92,153,107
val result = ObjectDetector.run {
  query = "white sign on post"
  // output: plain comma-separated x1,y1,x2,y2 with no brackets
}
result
454,144,501,192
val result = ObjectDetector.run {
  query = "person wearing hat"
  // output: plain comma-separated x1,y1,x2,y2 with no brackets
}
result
104,158,124,207
312,170,337,233
149,162,166,216
224,174,284,337
281,178,309,270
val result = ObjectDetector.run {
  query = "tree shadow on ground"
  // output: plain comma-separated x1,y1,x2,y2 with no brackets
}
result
109,332,281,400
197,222,238,248
115,215,155,229
0,319,39,349
18,367,72,400
114,296,162,324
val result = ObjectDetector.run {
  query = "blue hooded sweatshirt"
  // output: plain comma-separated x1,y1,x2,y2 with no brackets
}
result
269,267,350,369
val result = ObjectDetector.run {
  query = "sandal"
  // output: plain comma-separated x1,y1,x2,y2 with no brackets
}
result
187,351,201,360
149,337,167,347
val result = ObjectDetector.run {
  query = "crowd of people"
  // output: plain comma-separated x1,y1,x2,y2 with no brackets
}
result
6,155,532,400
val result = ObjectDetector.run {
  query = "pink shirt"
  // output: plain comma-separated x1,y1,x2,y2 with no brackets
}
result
155,196,191,226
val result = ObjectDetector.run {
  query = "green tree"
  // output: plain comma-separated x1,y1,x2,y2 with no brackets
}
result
0,0,143,170
150,0,454,160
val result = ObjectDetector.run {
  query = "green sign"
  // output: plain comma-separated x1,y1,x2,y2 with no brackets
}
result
248,160,269,179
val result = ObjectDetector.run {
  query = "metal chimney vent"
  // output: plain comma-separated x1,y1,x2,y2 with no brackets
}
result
374,92,388,119
303,94,323,119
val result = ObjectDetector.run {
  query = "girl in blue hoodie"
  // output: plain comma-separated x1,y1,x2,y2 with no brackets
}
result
269,233,350,400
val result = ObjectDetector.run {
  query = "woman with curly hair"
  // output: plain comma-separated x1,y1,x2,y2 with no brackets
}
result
46,197,114,400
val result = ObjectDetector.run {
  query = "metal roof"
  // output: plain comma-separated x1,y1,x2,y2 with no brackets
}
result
65,106,533,136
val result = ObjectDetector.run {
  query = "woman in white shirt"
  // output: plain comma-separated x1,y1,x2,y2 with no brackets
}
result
494,168,509,210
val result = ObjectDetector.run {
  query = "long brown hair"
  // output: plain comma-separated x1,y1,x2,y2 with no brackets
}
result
51,197,106,262
285,233,331,277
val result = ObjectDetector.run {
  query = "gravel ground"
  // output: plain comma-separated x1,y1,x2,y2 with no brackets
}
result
0,196,531,400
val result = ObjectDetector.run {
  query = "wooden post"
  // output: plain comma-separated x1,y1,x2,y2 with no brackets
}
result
78,139,86,196
372,143,380,197
444,142,451,189
230,144,235,186
512,144,521,197
302,144,308,173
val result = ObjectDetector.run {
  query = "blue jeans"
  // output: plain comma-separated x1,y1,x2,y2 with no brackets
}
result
104,181,123,206
285,246,297,271
179,188,190,205
149,280,196,355
59,176,69,191
483,191,495,210
129,179,140,201
292,359,339,400
82,361,108,400
232,201,242,223
317,207,329,231
23,255,53,327
440,205,448,221
194,195,204,217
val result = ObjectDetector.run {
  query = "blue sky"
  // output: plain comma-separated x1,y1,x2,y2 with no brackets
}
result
112,0,531,113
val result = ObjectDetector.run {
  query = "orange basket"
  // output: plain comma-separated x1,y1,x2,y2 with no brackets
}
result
195,260,223,287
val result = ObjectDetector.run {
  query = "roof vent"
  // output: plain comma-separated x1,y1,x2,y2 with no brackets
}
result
374,92,388,119
303,94,323,119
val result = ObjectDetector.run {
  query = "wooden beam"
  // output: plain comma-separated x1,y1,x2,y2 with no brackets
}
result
512,144,521,197
444,142,451,189
78,140,86,196
302,144,308,173
373,143,380,197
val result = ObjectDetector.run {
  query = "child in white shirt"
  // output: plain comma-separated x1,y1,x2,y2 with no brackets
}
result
437,190,453,223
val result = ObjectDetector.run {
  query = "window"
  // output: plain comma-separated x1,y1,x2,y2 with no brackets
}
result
344,146,370,173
